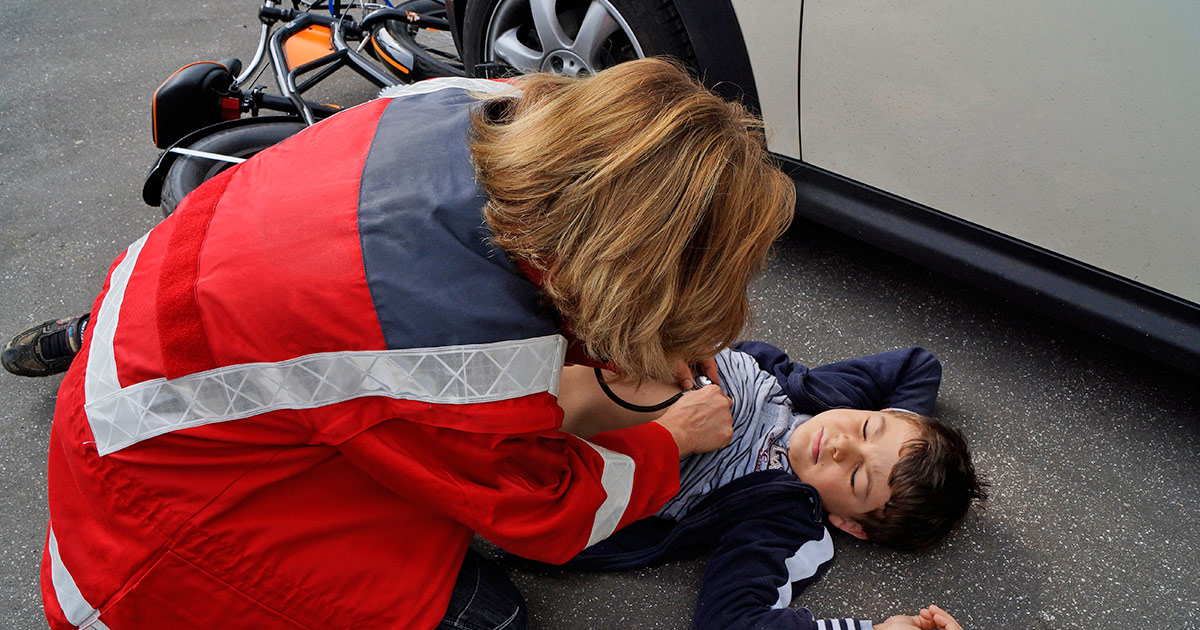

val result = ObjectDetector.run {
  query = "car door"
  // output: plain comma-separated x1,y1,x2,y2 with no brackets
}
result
730,0,1200,373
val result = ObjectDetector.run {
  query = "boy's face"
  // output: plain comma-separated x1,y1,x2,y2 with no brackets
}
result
787,409,918,539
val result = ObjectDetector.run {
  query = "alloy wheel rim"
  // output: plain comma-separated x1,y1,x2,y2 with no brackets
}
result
483,0,645,76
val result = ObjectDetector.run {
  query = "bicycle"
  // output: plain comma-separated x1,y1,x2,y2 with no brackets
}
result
143,0,475,216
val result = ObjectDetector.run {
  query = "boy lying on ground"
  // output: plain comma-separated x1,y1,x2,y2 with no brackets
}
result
553,342,986,630
5,315,977,629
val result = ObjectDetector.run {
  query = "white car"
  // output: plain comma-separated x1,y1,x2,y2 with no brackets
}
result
444,0,1200,374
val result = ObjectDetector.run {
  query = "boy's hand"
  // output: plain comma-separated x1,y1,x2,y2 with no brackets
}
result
876,605,963,630
918,605,962,630
672,356,720,391
654,384,732,457
875,614,927,630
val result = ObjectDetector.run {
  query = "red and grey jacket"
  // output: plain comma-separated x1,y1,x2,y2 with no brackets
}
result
42,78,681,630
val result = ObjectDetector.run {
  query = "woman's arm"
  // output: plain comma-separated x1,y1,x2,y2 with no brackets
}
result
559,364,732,457
558,365,682,437
338,416,682,564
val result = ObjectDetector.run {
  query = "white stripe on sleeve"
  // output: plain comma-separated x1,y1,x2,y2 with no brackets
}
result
816,619,872,630
773,527,835,608
577,439,636,547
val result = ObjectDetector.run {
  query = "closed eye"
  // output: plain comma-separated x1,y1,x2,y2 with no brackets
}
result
851,465,859,489
862,417,869,440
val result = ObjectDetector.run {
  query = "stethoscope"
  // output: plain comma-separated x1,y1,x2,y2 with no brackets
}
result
593,368,713,413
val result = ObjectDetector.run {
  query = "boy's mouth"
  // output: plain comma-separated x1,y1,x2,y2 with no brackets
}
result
811,428,824,464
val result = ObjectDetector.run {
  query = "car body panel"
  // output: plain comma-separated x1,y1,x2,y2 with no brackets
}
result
728,0,800,158
797,0,1200,304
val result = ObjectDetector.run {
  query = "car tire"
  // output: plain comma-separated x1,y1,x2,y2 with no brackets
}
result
460,0,695,78
160,120,306,218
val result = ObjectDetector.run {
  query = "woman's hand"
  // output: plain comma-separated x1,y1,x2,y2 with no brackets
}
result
672,356,720,391
653,384,732,457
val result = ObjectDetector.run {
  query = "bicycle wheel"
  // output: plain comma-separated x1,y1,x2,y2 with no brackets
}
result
367,0,467,81
160,120,306,218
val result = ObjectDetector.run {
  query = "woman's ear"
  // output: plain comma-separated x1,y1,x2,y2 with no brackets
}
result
828,514,868,540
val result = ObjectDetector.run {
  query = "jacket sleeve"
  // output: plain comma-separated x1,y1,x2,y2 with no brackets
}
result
691,502,871,630
336,414,681,564
732,341,942,416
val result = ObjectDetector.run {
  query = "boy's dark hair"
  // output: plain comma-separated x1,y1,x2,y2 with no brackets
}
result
857,410,987,552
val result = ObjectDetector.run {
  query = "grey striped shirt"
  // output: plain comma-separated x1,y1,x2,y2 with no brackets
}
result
656,348,811,521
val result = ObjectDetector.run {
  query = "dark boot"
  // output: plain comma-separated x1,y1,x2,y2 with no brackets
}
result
2,313,90,377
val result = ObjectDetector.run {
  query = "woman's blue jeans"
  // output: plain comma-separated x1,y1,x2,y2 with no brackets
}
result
437,549,527,630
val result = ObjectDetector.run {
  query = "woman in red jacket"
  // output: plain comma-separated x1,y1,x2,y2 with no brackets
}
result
26,58,794,630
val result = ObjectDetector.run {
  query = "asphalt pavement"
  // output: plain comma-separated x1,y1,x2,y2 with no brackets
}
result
2,2,1197,628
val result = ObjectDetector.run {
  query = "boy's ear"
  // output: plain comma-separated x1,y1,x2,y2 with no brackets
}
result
828,514,868,540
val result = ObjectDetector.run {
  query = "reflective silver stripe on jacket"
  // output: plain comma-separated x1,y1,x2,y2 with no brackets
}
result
83,236,567,456
84,232,150,407
48,527,111,629
85,334,567,456
579,439,636,547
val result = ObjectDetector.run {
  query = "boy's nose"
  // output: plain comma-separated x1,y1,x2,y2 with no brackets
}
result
829,433,860,463
830,435,847,462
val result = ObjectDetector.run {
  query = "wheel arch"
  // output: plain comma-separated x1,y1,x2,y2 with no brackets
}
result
670,0,760,113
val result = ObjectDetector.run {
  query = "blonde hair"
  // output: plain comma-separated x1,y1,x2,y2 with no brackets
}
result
471,58,794,381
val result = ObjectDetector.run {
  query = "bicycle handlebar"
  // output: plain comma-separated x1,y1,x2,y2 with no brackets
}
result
260,6,357,33
259,5,448,35
359,8,450,31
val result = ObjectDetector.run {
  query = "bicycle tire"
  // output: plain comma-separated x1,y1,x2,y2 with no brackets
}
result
367,0,467,81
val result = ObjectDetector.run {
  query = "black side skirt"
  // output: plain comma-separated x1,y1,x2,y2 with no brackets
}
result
785,157,1200,376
